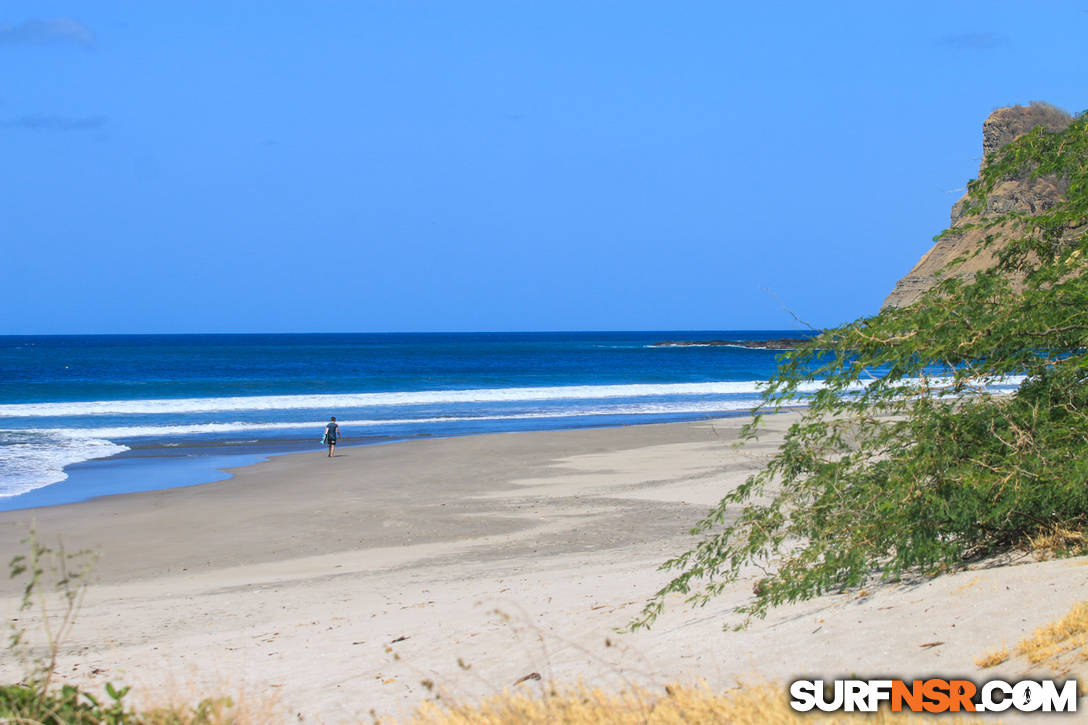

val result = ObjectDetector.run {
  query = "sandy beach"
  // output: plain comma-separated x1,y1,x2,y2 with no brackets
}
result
1,414,1084,722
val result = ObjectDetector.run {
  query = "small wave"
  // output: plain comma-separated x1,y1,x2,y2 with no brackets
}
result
0,431,129,498
649,343,714,348
0,375,1028,421
0,382,781,418
41,401,762,439
0,374,1028,498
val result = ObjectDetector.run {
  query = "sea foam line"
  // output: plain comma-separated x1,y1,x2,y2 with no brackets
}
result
41,400,761,439
0,400,759,498
0,382,785,418
0,375,1028,419
33,371,1027,440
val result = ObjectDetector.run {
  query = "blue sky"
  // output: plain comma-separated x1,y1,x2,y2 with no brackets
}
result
2,2,1086,334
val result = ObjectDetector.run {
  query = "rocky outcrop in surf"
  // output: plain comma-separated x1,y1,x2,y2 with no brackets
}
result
652,338,810,350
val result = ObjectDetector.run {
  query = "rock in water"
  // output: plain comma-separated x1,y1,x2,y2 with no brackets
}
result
651,339,811,349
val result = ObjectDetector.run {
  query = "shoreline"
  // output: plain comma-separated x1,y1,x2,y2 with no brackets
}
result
0,415,758,586
0,413,1082,722
0,330,804,511
0,408,763,513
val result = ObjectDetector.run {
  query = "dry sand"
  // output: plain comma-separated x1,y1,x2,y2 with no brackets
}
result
0,413,1084,722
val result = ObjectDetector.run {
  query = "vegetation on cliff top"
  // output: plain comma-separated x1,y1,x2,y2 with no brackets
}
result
635,109,1088,628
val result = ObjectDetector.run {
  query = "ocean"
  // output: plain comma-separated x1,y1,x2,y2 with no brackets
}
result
0,331,816,510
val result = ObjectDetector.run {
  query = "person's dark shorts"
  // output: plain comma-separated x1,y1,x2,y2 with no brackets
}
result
326,437,337,446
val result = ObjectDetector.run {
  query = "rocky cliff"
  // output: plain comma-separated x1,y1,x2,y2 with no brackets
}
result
881,103,1075,310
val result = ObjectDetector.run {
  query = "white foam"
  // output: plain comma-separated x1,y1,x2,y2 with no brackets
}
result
0,374,1027,498
0,376,1027,420
45,400,761,439
0,382,782,418
0,431,129,498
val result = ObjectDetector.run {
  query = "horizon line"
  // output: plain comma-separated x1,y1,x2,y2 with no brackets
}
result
0,328,822,338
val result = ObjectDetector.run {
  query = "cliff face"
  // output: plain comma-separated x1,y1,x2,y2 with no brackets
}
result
881,103,1074,310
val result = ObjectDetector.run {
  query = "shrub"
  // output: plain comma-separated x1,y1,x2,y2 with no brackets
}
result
0,681,131,724
634,110,1088,628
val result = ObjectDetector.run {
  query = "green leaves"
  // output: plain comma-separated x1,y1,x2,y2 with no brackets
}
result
0,681,131,725
631,111,1088,631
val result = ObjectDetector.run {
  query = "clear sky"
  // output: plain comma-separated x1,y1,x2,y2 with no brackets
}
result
2,2,1086,334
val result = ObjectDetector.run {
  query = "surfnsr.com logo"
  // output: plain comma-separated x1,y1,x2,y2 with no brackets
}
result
790,678,1079,713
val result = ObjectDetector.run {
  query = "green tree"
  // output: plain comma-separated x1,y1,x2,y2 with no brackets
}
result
634,110,1088,629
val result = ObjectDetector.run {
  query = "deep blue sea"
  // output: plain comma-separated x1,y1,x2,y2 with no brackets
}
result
0,331,816,510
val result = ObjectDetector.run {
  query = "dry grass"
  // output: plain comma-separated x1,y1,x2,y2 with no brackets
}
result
138,697,247,725
396,681,994,725
973,643,1010,669
132,682,282,725
1015,600,1088,672
1028,526,1088,559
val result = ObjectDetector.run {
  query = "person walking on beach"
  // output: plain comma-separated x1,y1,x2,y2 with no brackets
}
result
323,416,340,457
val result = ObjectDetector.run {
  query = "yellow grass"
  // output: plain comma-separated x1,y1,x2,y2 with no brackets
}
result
397,681,994,725
131,681,283,725
138,697,244,725
1015,600,1088,671
973,643,1010,669
1028,527,1088,559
